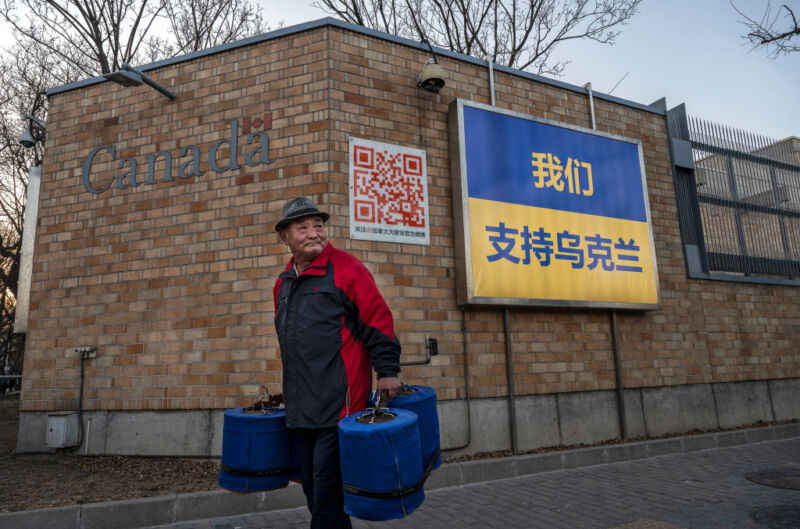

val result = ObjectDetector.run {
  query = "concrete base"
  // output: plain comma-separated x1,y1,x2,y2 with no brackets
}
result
515,394,560,451
557,390,620,445
16,378,800,456
438,398,511,454
713,380,773,429
17,409,224,456
623,389,648,438
640,383,719,437
769,378,800,421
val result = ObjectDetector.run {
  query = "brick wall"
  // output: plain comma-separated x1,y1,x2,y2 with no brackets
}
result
20,22,799,414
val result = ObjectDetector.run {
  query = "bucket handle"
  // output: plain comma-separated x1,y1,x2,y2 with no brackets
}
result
242,386,283,414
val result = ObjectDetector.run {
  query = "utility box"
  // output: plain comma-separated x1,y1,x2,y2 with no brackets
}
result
45,412,79,448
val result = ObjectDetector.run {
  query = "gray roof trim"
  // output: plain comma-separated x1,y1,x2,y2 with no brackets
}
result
46,16,664,116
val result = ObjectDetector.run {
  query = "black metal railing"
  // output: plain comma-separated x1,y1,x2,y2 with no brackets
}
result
668,106,800,282
0,331,24,395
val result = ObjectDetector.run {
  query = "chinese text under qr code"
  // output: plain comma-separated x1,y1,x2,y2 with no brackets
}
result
352,145,426,227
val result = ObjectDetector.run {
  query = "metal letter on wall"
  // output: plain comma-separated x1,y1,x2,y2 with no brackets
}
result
449,99,660,309
349,137,430,245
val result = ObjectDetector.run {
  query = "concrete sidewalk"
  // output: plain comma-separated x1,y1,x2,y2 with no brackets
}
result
2,423,799,529
147,431,800,529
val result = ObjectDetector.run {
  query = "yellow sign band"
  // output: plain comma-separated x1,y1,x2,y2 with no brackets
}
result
468,197,658,304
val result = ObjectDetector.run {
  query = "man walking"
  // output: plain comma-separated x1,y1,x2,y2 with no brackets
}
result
273,196,402,528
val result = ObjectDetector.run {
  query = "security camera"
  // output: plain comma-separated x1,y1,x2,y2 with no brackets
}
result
18,130,36,148
19,114,46,149
417,58,446,94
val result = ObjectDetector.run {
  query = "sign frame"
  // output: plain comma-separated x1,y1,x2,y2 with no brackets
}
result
448,98,661,310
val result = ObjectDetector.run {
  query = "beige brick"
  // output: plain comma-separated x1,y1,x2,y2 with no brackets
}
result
20,23,799,415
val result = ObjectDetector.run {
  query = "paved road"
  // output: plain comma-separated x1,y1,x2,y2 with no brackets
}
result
146,437,799,529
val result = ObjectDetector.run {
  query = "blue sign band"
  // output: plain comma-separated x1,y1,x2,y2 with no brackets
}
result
464,106,647,222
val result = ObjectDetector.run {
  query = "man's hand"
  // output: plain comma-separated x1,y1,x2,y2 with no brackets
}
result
376,376,401,401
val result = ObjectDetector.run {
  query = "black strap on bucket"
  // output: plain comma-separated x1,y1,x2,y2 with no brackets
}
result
221,463,300,478
342,449,440,500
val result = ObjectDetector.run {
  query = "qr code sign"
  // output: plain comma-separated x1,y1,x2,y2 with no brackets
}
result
349,138,429,245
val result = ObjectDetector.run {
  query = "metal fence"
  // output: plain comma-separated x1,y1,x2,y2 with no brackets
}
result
668,104,800,282
0,332,24,396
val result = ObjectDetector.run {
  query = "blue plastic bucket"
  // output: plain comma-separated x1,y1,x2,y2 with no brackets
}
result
218,407,290,493
388,385,441,471
339,408,425,521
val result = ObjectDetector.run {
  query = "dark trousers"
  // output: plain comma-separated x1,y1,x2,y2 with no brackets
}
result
291,427,352,529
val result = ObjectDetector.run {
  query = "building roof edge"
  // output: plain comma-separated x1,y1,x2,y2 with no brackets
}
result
46,17,664,116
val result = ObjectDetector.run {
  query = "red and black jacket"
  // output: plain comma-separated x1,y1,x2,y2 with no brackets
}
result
273,243,401,428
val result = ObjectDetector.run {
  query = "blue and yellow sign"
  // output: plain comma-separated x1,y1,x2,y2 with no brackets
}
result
449,100,659,309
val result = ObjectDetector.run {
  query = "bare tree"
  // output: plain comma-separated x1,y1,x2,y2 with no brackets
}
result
315,0,642,75
0,0,272,263
0,0,167,76
0,0,273,357
733,1,800,56
0,0,272,77
0,42,61,343
149,0,270,58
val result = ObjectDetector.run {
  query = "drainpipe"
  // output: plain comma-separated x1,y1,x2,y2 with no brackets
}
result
503,308,518,454
586,82,627,439
584,82,596,130
70,347,96,451
488,60,496,106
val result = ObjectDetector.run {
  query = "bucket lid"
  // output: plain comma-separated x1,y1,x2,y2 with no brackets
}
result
397,385,418,397
355,408,397,424
241,402,280,415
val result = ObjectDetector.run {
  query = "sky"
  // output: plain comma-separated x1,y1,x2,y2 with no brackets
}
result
1,1,795,140
263,0,800,141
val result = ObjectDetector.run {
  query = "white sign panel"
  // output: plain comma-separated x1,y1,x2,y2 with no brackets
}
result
349,137,430,245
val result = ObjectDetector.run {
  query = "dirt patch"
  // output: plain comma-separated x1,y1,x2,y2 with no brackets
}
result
0,394,19,456
0,395,219,513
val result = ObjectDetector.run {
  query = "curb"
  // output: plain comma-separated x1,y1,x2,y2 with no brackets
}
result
2,423,799,529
